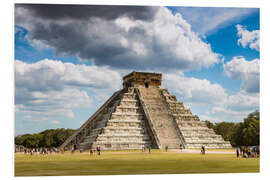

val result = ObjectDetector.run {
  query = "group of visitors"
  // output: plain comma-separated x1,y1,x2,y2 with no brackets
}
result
236,146,260,158
142,145,152,153
23,147,64,155
88,146,101,155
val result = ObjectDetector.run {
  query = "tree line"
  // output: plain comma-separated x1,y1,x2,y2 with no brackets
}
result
15,128,76,148
204,111,260,147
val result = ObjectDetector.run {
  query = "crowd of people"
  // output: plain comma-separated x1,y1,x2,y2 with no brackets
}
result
21,145,103,156
22,147,65,155
16,144,260,158
236,146,260,158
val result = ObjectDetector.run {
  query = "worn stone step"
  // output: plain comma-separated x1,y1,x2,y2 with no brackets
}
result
96,136,150,142
107,119,144,123
178,121,207,127
119,100,139,107
106,122,145,128
185,143,232,149
111,113,144,120
180,127,213,131
172,110,192,115
93,140,152,145
115,106,141,113
122,93,137,99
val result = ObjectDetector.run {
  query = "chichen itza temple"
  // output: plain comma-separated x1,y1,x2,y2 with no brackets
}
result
60,72,231,150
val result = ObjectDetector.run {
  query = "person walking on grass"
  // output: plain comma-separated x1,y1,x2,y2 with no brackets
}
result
201,145,205,155
90,147,93,155
147,145,151,154
71,145,75,154
236,147,240,158
165,145,168,152
142,146,146,153
97,146,101,155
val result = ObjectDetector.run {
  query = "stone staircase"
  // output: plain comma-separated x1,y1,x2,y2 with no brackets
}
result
79,88,152,150
160,88,232,149
137,87,183,149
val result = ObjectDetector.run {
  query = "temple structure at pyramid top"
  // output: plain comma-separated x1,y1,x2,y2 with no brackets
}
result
60,72,231,150
123,71,162,89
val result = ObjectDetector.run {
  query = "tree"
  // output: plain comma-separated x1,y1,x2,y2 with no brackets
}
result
240,111,260,146
204,120,214,129
203,110,260,147
15,128,76,148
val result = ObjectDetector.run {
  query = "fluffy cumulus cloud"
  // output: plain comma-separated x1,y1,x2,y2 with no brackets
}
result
163,73,259,122
236,24,260,51
207,91,259,122
15,59,122,121
223,56,260,93
15,4,221,71
163,72,227,105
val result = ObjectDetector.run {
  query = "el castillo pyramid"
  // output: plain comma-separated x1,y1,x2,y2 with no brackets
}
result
60,72,231,150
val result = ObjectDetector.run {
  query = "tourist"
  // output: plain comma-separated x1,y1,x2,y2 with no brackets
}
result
142,146,145,153
165,145,168,152
71,145,75,154
180,144,183,151
147,145,151,154
97,146,101,155
247,147,251,157
90,148,93,155
242,147,246,157
236,147,240,158
201,145,205,155
243,151,248,158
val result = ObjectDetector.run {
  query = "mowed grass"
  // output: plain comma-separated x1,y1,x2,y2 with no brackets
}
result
15,150,259,176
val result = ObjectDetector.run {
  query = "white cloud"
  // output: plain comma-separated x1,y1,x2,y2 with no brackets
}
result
236,24,260,51
15,6,221,71
163,72,259,123
207,90,259,122
15,59,121,91
223,56,260,93
163,72,227,105
226,91,259,111
51,120,60,125
15,59,122,122
171,7,258,35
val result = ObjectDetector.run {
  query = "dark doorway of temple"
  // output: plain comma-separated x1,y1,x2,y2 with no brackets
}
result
145,82,149,88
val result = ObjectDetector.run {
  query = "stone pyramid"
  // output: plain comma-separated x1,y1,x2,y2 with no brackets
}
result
60,72,231,150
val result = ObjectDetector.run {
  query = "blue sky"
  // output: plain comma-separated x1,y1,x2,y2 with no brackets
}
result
14,5,260,135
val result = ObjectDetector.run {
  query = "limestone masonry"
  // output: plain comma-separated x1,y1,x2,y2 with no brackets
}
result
60,72,231,150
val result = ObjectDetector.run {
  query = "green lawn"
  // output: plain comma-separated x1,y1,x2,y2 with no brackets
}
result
15,150,259,176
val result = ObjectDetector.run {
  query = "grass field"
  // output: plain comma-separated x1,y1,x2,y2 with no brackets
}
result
15,150,259,176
